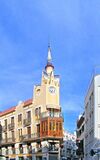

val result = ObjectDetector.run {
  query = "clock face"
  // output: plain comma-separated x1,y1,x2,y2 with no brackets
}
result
49,86,56,94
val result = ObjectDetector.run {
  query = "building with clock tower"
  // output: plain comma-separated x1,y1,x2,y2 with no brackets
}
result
0,46,63,160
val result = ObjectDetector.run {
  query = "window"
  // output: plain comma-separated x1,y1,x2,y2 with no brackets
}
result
12,131,15,140
56,122,58,131
4,119,7,129
53,121,55,130
5,132,7,141
19,144,23,154
18,129,22,138
49,108,54,117
37,124,40,134
35,107,41,118
50,121,52,131
43,122,45,132
27,126,31,136
11,117,14,124
98,87,100,105
35,108,38,117
27,111,31,118
49,121,55,131
27,144,32,154
39,107,41,116
18,114,22,123
27,111,31,122
91,92,94,107
59,122,62,130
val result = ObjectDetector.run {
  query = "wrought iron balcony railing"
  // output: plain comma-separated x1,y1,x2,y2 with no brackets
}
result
41,111,63,119
2,126,7,132
49,146,59,152
19,133,40,142
0,137,15,144
23,118,31,127
8,123,15,131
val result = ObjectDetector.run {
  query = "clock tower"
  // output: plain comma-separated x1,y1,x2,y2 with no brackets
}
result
33,46,63,160
41,45,60,108
36,46,63,160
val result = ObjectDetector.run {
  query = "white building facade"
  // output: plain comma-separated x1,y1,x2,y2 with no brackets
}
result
76,113,85,160
85,75,100,160
61,130,77,160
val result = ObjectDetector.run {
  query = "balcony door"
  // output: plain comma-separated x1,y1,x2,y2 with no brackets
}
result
27,127,31,138
18,129,22,139
12,131,15,141
27,111,31,122
5,132,7,142
37,124,40,137
4,119,7,129
11,117,14,124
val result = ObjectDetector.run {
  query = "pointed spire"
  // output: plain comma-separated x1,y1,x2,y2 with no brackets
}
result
47,45,52,63
45,43,54,72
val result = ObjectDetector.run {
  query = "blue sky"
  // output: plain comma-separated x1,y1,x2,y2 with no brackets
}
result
0,0,100,132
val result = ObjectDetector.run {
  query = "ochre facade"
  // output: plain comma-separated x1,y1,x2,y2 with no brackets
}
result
0,47,63,160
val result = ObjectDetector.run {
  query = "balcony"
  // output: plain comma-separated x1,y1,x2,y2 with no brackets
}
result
2,126,7,132
8,123,15,131
35,145,59,154
41,111,63,119
0,138,15,145
23,118,31,127
18,145,32,154
40,114,63,140
19,133,40,142
35,115,40,124
46,104,60,110
49,145,59,153
18,121,22,127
